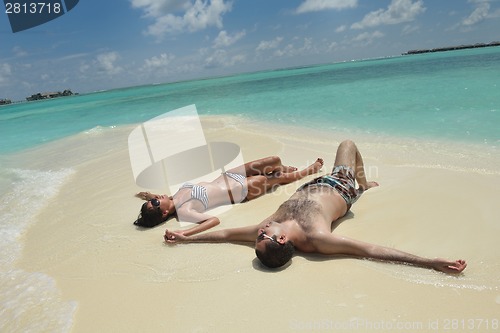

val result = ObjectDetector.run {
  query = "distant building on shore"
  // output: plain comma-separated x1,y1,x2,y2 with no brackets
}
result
0,98,12,105
26,89,75,102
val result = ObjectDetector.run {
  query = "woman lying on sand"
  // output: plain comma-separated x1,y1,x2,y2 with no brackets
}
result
134,156,323,236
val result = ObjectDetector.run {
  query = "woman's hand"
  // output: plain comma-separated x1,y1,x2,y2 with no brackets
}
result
135,191,158,200
164,229,188,244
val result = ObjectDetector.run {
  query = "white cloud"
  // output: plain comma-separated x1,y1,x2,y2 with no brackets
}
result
57,53,89,62
462,1,490,26
0,63,12,84
79,63,90,74
274,38,315,57
213,30,246,48
327,41,338,52
96,52,123,75
295,0,357,14
351,31,385,44
402,24,419,35
256,37,284,52
130,0,189,16
13,46,27,57
131,0,232,37
143,53,175,71
335,25,347,33
204,49,246,68
351,0,425,29
447,0,499,31
230,54,246,65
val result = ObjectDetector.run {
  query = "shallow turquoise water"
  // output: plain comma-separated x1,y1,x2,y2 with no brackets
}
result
1,47,499,154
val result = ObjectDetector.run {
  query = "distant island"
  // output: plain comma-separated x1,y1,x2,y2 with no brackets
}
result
26,89,77,102
403,41,500,55
0,98,12,105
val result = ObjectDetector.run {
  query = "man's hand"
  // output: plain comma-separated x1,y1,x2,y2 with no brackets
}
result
432,258,467,274
164,229,188,244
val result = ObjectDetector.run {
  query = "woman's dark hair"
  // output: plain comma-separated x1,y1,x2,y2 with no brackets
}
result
133,202,165,228
255,240,295,268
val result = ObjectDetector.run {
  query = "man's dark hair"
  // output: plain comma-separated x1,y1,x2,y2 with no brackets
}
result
255,240,295,268
133,202,165,228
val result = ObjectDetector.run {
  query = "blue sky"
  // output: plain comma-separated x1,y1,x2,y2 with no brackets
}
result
1,0,499,101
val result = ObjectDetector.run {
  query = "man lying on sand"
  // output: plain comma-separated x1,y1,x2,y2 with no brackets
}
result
164,140,467,274
134,155,323,236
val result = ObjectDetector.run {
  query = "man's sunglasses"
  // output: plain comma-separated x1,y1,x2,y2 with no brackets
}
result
258,230,280,245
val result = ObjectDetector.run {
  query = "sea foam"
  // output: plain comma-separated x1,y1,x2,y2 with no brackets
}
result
0,168,76,333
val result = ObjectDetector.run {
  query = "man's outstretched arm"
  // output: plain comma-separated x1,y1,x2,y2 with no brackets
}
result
310,233,467,274
164,224,260,244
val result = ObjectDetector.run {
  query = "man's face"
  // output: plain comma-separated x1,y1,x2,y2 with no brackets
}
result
255,221,283,252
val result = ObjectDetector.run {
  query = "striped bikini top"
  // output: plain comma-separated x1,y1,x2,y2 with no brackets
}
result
179,183,209,210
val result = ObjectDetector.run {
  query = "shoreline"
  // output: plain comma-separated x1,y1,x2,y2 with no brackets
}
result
3,113,498,172
9,115,500,332
206,115,499,175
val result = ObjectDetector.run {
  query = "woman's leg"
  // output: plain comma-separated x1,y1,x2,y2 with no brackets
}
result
245,158,324,200
226,156,295,177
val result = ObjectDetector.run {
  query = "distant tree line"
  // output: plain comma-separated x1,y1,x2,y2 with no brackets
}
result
403,41,500,55
26,89,76,101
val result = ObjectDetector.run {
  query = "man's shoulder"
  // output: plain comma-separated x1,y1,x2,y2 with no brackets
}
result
295,230,331,253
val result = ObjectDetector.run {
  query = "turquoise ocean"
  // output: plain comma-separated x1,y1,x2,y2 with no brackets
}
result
1,47,499,155
1,47,499,331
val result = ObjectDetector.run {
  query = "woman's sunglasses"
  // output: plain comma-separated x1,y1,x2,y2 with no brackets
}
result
150,198,161,209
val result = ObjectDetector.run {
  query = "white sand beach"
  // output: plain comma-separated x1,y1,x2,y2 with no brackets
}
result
16,116,500,332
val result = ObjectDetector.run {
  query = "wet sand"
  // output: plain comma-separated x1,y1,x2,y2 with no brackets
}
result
17,116,500,332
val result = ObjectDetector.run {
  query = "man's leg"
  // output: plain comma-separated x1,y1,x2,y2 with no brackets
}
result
334,140,377,190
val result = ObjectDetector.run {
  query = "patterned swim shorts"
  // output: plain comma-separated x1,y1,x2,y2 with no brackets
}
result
298,165,362,209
